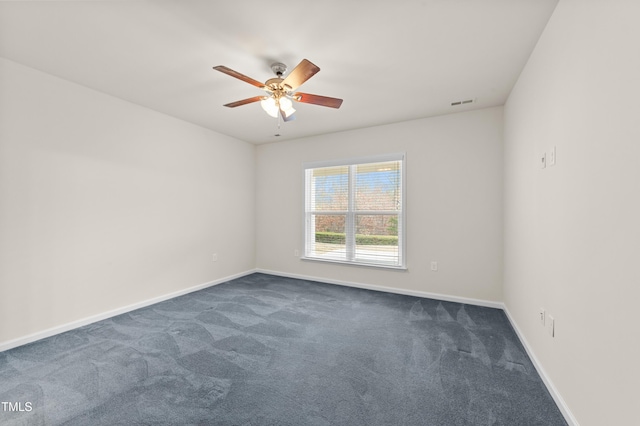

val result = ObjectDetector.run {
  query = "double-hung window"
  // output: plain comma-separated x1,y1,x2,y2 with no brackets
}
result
303,153,405,269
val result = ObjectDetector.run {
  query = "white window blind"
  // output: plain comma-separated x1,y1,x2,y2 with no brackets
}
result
303,154,405,268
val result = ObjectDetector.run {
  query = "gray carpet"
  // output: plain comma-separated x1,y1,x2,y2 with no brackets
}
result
0,273,567,425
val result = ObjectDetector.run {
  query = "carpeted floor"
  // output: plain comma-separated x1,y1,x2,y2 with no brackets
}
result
0,273,567,425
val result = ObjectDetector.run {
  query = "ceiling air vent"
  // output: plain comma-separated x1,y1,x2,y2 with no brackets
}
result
451,98,475,106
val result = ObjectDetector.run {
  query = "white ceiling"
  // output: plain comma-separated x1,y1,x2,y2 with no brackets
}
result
0,0,558,144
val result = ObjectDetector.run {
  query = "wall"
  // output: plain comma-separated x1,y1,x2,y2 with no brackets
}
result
0,58,255,347
503,0,640,424
256,107,503,304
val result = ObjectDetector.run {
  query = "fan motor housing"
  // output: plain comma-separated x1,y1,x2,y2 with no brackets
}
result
265,78,286,95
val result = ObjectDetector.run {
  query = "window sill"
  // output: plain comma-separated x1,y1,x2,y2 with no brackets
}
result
300,256,408,271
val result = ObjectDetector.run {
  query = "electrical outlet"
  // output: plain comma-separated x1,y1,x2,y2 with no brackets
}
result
430,261,438,271
539,308,545,325
547,315,555,337
212,253,218,262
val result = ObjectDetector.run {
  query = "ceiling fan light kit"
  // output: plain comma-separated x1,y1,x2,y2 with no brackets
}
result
260,97,295,119
213,59,343,125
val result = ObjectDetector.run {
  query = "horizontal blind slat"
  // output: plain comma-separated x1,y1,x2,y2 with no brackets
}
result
304,156,404,268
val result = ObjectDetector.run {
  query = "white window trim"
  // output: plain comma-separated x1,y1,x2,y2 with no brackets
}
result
302,153,407,270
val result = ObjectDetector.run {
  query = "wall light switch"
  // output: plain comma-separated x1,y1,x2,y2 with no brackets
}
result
539,308,546,325
547,315,555,337
549,146,556,166
430,261,438,271
540,152,547,169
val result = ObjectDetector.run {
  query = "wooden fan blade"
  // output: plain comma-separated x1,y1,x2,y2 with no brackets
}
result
293,92,343,109
281,59,320,91
213,66,265,89
223,96,265,108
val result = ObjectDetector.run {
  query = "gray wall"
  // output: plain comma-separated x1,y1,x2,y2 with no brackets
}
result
0,58,256,346
256,107,504,304
503,0,640,424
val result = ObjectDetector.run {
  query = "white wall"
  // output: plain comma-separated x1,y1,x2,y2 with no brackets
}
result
256,107,504,304
503,0,640,424
0,58,255,346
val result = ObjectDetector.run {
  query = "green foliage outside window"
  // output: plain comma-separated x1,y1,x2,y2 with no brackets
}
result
315,232,398,246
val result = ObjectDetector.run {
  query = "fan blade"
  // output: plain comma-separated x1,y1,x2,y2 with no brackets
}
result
223,96,265,108
281,59,320,91
213,66,266,89
293,92,343,109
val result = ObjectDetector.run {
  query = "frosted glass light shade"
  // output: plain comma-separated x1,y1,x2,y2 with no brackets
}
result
261,96,296,119
260,97,279,118
279,97,293,110
279,97,296,118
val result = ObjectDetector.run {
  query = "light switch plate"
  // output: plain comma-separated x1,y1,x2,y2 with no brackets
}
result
540,152,547,169
547,315,555,337
549,146,556,166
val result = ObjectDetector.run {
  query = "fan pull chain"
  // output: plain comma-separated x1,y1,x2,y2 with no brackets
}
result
276,100,282,129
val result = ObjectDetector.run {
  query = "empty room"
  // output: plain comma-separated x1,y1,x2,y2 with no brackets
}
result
0,0,638,425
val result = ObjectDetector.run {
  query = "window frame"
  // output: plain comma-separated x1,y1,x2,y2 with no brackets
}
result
302,153,407,270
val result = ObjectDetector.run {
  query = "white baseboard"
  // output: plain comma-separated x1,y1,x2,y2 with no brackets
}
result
255,268,504,309
0,269,256,352
503,306,579,426
1,268,577,426
257,268,577,426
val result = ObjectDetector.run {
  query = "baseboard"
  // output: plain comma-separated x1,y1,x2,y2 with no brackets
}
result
257,268,576,425
503,306,579,426
0,269,256,352
0,268,577,426
255,268,504,309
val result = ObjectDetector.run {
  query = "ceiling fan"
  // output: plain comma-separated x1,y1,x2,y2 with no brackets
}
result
213,59,343,122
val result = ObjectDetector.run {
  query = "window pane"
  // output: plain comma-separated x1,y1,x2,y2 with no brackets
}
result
303,154,405,269
355,214,399,265
355,161,401,211
310,214,346,260
309,166,348,211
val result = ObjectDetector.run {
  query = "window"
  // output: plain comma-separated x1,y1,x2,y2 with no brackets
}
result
303,153,405,269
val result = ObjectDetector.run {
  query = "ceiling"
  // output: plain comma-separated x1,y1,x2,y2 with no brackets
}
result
0,0,558,144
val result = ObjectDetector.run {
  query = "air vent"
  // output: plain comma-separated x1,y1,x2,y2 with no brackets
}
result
451,98,475,106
